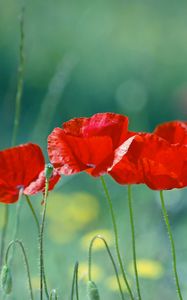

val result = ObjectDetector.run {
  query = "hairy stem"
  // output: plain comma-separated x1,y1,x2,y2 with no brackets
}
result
128,185,141,300
100,177,134,300
39,179,49,300
160,190,183,300
25,195,49,298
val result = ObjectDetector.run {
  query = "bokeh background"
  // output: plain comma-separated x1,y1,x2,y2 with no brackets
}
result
0,0,187,299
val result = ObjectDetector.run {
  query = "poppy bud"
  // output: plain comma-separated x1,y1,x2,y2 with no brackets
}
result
45,163,53,180
1,265,12,294
87,280,100,300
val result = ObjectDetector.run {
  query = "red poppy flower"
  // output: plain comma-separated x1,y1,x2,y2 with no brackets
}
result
48,113,136,177
154,121,187,145
0,143,60,204
109,133,187,190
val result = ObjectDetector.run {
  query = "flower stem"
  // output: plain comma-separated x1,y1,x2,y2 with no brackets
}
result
70,262,79,300
5,239,34,300
8,189,23,267
160,190,183,300
39,179,50,300
25,195,40,233
100,176,134,300
0,6,25,272
25,195,49,299
0,206,9,270
128,185,141,300
88,235,125,300
11,5,25,147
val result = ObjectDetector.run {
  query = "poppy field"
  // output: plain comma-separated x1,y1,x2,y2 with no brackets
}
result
0,1,187,300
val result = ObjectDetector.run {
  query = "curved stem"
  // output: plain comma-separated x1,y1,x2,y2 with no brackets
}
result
5,239,34,300
70,262,79,300
100,177,134,300
25,195,40,233
88,235,125,300
49,289,58,300
160,190,183,300
128,185,141,300
39,179,49,300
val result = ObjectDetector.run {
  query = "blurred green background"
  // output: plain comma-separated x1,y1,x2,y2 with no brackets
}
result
0,0,187,299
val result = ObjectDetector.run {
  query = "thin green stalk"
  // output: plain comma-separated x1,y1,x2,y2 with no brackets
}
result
39,179,50,300
88,235,125,300
25,195,40,233
128,185,141,300
5,239,34,300
25,195,49,299
8,189,23,267
0,6,25,272
70,262,79,300
11,6,25,147
100,177,134,300
160,191,183,300
75,262,79,300
0,206,9,270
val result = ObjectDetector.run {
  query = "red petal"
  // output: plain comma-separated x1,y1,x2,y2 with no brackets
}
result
0,143,45,203
48,127,113,176
63,112,129,148
109,135,144,184
110,133,187,189
0,180,18,204
0,143,45,188
154,121,187,145
24,169,60,195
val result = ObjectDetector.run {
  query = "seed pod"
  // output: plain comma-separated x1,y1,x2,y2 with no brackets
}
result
1,265,12,294
87,280,100,300
45,163,53,180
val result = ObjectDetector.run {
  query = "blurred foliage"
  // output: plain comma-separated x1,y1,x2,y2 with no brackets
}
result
0,0,187,299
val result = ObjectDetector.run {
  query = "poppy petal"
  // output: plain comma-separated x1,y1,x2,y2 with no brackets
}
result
154,121,187,145
63,112,129,148
0,180,18,204
24,169,60,195
0,143,45,189
48,127,114,176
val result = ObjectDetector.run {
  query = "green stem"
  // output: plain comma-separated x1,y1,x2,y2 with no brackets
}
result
25,195,49,299
11,6,25,147
25,195,40,233
39,179,49,300
8,189,23,267
0,5,25,272
0,206,9,270
128,185,141,300
160,190,183,300
5,239,34,300
88,235,125,300
100,176,134,300
70,262,79,300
